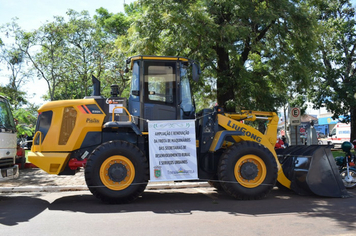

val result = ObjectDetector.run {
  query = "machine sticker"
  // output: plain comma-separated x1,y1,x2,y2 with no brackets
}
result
78,104,103,114
106,98,126,114
109,104,123,114
106,98,125,104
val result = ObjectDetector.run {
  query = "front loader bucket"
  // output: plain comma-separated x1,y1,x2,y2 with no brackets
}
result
276,145,349,198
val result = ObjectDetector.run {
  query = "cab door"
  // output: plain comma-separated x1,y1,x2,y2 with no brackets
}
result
142,60,178,130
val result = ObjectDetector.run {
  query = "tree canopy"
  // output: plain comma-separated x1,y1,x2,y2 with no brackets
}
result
117,0,319,112
309,0,356,140
0,0,356,139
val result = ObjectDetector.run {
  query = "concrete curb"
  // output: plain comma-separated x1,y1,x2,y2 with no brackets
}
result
0,182,211,193
0,186,88,192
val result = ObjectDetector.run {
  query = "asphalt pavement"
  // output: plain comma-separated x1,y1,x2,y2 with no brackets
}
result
0,167,209,192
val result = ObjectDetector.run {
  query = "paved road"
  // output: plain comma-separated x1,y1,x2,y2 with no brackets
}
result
1,167,356,235
1,186,356,236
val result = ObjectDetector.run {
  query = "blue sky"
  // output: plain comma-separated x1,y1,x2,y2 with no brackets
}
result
0,0,134,31
0,0,135,105
1,0,356,30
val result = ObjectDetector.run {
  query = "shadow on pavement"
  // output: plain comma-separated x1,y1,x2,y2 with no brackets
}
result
47,187,356,230
0,195,49,226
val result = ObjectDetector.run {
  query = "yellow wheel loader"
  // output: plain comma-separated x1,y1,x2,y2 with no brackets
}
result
28,56,348,204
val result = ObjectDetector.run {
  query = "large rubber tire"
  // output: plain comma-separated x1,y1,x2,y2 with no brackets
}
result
218,141,278,200
85,140,148,204
340,168,356,189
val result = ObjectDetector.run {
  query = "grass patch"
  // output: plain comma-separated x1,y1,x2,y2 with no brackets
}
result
332,150,345,158
25,149,30,163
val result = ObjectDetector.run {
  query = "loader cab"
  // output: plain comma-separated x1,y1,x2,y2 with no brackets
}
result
127,56,199,131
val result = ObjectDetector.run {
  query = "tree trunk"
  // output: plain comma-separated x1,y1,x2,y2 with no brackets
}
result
215,45,234,110
350,107,356,142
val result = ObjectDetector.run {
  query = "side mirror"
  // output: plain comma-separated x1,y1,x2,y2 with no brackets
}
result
192,62,201,82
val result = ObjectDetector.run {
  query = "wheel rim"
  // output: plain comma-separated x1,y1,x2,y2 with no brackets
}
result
234,154,267,188
100,155,135,190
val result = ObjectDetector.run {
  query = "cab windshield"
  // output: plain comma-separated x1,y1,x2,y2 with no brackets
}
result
0,97,16,132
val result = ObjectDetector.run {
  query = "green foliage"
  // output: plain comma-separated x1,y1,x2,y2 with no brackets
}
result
117,0,319,112
19,17,67,101
0,87,37,137
1,0,356,136
309,0,356,139
332,150,345,158
4,10,131,102
0,20,33,108
0,85,27,108
12,107,36,137
94,7,130,37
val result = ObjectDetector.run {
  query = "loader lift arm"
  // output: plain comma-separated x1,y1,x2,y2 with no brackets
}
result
224,110,279,146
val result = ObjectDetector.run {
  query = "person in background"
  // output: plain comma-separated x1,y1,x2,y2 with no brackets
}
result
282,135,289,147
26,133,33,150
275,136,285,149
16,143,26,169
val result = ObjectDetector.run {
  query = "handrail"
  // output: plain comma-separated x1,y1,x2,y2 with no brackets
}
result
32,131,43,152
111,106,132,122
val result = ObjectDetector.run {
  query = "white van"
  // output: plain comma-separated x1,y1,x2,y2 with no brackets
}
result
327,123,350,147
0,96,19,180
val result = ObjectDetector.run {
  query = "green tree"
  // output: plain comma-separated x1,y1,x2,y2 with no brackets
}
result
16,16,68,101
310,0,356,141
94,7,130,39
118,0,318,112
0,87,37,139
13,107,36,139
60,10,103,99
0,85,27,108
0,20,32,108
13,10,130,101
92,7,133,97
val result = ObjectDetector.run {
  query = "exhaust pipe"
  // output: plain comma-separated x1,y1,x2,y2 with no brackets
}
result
91,75,101,96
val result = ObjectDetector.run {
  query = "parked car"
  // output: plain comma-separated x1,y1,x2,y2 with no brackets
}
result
327,123,350,147
317,131,326,139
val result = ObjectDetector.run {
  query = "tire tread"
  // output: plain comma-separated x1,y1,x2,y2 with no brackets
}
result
218,141,278,200
85,140,148,204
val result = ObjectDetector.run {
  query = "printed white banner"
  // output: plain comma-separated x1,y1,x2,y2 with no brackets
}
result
148,120,198,182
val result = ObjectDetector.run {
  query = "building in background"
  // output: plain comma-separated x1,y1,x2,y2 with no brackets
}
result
278,101,349,143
